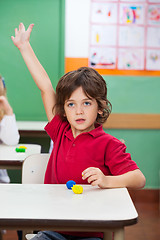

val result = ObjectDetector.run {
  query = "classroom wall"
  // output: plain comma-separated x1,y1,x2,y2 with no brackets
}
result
0,0,64,181
65,0,160,189
1,0,159,188
0,0,65,121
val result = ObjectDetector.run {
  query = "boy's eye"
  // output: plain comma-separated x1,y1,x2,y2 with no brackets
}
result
68,102,74,107
84,101,91,106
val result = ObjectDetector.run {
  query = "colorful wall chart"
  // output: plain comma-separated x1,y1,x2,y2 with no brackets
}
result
89,0,160,75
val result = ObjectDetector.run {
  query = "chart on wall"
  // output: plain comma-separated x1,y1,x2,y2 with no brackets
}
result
89,0,160,74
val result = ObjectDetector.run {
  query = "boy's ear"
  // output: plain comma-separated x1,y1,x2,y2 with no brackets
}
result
98,100,106,115
98,109,103,115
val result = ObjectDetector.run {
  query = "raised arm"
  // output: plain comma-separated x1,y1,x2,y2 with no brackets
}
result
11,23,55,122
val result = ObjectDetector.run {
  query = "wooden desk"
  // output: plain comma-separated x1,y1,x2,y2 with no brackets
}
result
0,144,41,169
0,184,138,240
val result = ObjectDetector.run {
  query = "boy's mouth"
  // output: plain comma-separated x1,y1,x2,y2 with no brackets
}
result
75,118,85,124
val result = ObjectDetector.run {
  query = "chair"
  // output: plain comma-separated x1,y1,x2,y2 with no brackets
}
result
25,234,37,240
22,153,50,184
22,153,50,240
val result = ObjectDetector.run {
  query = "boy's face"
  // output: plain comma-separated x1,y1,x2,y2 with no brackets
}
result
64,86,101,138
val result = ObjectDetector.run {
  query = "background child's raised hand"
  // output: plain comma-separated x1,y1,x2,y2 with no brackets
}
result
0,96,13,115
11,22,34,50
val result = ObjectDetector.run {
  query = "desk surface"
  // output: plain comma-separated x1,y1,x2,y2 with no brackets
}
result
0,144,41,169
0,184,138,231
17,121,47,131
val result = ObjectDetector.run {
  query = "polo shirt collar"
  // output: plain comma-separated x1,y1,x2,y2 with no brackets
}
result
64,124,104,140
89,124,104,137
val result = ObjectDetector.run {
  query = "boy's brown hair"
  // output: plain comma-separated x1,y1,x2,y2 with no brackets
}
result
54,67,112,124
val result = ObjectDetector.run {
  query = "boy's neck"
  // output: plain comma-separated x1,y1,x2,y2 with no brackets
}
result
71,125,95,138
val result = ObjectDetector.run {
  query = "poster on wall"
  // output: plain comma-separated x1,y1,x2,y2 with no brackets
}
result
89,0,160,73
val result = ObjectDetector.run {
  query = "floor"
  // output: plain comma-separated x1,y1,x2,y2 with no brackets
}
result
2,201,159,240
125,201,159,240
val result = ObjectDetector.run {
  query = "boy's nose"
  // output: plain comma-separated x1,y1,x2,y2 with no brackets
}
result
76,105,83,114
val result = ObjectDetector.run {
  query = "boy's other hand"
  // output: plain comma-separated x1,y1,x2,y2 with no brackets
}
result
82,167,107,188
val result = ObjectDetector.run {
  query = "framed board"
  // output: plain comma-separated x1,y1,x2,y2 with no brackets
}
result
89,0,160,76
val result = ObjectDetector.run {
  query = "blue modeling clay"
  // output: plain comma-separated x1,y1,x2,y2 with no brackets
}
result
66,180,76,189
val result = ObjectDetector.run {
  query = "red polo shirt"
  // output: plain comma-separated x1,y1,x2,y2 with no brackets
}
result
44,115,138,185
44,115,138,238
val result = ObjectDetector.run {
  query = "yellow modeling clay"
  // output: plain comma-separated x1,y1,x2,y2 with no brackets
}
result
72,185,83,194
19,145,27,149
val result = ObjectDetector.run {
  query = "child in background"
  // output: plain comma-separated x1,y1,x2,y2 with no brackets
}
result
11,23,146,240
0,76,20,182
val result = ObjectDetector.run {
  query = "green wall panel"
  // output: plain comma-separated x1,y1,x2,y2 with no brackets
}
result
0,0,65,121
103,75,160,189
104,75,160,113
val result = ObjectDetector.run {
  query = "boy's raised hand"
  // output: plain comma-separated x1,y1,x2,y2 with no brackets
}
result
11,23,34,50
11,22,55,122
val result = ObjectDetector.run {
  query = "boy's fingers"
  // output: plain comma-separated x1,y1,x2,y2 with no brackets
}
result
15,28,18,36
19,22,25,31
30,23,35,28
82,170,97,180
91,180,99,186
87,175,97,183
11,36,14,41
27,24,34,35
82,169,91,178
82,167,95,176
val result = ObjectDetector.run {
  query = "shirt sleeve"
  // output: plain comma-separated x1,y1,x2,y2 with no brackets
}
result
0,114,20,145
45,115,68,142
105,137,139,175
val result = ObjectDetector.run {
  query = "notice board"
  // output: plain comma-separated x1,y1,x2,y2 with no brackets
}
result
89,0,160,76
